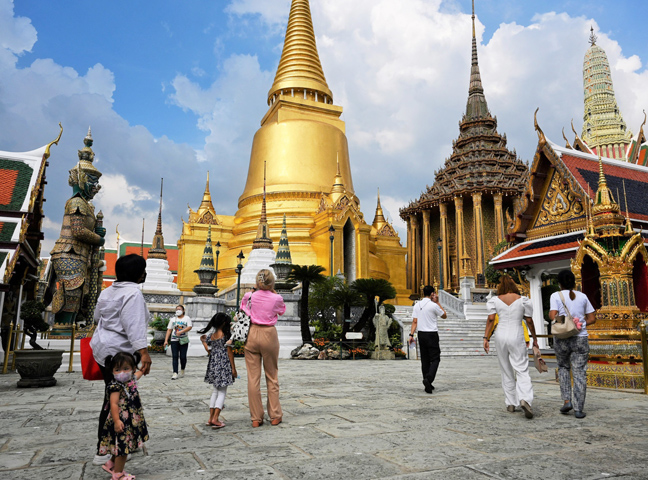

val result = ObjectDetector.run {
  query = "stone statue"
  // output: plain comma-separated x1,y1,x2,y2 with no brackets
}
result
372,302,392,351
48,128,106,324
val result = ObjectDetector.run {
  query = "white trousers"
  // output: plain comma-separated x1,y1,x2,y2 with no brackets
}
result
494,334,533,406
209,386,227,409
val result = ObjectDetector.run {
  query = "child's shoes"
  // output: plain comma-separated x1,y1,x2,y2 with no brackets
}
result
112,472,136,480
102,459,115,474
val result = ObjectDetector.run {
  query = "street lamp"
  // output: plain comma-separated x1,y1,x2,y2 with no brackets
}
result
214,241,221,289
328,225,335,277
235,250,245,311
437,237,443,291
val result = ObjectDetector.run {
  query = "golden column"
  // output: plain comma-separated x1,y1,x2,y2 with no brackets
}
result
493,193,504,244
422,210,431,285
454,196,465,278
411,214,420,295
406,216,412,290
472,192,484,281
439,202,449,290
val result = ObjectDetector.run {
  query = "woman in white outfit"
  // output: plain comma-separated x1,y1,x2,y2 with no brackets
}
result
483,274,539,419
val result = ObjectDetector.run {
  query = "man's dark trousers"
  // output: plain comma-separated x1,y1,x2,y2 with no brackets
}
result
418,331,441,385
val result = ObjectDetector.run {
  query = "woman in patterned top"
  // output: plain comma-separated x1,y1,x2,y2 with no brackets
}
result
199,313,237,429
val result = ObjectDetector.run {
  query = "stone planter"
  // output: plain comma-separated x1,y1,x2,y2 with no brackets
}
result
152,330,166,343
14,349,64,388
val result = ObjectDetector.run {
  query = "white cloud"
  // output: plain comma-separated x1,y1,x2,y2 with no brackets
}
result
225,0,291,27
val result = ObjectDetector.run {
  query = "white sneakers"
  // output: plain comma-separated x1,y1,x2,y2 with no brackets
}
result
93,453,111,465
171,373,178,380
180,370,185,378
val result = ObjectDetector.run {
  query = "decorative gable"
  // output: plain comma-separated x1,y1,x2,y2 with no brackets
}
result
531,168,585,231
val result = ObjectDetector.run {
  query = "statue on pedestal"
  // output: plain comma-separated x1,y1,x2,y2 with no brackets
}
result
372,302,392,351
48,128,106,325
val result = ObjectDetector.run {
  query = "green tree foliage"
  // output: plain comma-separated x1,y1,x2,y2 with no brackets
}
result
350,278,397,333
287,265,327,344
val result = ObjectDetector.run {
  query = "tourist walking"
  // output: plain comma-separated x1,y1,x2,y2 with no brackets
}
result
90,254,151,466
199,312,237,429
549,270,596,419
241,269,286,427
98,352,149,480
409,285,447,394
483,275,538,419
164,305,192,380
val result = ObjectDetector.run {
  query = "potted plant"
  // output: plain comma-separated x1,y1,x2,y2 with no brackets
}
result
149,316,169,344
14,300,64,388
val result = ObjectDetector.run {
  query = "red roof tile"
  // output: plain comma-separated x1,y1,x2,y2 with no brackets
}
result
0,169,18,206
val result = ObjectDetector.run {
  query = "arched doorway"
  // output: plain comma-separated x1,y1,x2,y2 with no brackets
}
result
343,218,356,282
581,254,601,310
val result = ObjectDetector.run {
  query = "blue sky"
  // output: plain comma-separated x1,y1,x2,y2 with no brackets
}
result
3,0,648,253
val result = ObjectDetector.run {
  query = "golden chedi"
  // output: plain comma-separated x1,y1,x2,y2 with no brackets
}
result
177,0,407,303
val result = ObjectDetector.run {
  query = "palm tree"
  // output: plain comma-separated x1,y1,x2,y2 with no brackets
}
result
330,283,364,335
350,278,396,333
287,265,327,344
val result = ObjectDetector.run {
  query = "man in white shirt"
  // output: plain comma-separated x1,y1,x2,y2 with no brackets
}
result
409,286,447,394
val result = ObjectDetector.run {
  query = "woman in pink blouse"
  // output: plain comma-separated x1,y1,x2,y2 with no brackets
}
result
240,269,286,427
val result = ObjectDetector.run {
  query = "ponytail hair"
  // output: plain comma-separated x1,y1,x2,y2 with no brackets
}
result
557,270,577,300
197,312,232,340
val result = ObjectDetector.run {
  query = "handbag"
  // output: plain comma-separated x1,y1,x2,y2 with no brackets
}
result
552,291,579,339
231,294,253,343
80,337,104,381
179,336,190,346
532,346,548,373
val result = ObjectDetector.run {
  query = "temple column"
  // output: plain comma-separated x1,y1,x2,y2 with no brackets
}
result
472,192,485,283
454,196,465,279
406,217,412,290
411,215,420,296
493,193,504,244
422,210,431,285
439,203,449,290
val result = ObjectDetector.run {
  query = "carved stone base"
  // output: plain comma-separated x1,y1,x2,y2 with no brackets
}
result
14,349,64,388
371,349,395,360
586,361,644,390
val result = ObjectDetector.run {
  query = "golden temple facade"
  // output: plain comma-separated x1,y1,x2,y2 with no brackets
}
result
177,0,408,302
399,5,528,295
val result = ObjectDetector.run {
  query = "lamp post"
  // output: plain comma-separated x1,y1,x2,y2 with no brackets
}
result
328,225,335,277
437,237,443,291
214,241,221,289
235,250,245,311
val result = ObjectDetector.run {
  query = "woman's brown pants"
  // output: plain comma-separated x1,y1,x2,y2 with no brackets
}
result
244,324,282,422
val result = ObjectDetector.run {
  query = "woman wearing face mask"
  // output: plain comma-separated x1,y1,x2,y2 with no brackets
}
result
90,254,151,467
164,305,192,380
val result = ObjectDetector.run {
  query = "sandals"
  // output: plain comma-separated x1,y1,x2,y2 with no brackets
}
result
251,420,264,428
112,472,136,480
102,459,114,474
211,421,226,429
271,417,282,426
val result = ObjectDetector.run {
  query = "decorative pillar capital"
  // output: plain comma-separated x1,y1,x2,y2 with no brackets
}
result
493,193,503,207
472,192,482,204
422,209,431,222
439,202,448,218
454,196,464,209
410,214,419,228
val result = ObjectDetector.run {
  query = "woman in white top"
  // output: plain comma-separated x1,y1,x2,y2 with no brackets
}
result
484,274,539,419
549,270,596,419
164,305,192,380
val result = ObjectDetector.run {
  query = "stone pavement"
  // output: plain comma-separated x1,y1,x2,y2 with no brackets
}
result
1,355,647,480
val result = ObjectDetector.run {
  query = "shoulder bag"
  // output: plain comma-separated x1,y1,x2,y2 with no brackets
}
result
552,291,578,339
231,293,253,343
80,325,104,381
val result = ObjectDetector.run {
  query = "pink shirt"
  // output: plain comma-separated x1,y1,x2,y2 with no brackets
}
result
240,290,286,326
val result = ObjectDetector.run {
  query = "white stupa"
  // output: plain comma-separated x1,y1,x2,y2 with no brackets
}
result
240,161,276,284
142,179,178,292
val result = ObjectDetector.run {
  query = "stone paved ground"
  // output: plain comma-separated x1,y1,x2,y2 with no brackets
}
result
1,355,648,479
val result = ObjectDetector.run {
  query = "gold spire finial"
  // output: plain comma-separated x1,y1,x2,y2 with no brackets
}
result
44,123,63,159
598,154,606,186
562,127,573,149
267,0,332,103
253,161,273,249
472,0,476,39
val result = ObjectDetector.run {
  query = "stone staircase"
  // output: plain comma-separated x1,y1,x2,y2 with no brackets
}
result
393,302,493,357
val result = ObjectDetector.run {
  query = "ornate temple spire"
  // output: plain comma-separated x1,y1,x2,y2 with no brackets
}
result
582,27,632,160
372,188,387,229
267,0,332,104
198,171,214,213
148,178,167,260
331,157,345,194
465,0,489,120
275,214,292,264
198,225,216,271
252,161,273,250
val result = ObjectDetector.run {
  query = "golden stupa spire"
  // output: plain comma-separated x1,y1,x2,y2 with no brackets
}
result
253,161,273,250
199,171,214,212
592,155,620,216
267,0,332,104
372,188,387,229
623,180,634,235
465,0,488,119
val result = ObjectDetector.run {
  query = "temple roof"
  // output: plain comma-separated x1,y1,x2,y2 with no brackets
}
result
267,0,332,103
400,2,527,216
491,231,584,268
188,172,219,225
